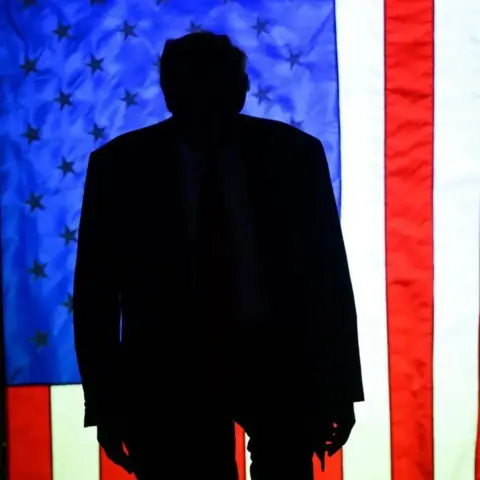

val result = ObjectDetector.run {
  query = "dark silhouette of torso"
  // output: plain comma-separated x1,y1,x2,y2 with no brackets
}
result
74,112,363,422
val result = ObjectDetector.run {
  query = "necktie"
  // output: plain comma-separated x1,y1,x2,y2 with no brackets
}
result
195,153,235,399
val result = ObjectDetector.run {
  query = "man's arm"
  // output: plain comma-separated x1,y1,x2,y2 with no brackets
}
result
73,150,121,427
304,138,364,404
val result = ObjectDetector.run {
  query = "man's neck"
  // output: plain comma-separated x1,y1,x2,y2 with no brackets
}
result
174,114,239,153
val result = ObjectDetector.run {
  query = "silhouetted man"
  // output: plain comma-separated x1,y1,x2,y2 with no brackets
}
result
73,32,364,480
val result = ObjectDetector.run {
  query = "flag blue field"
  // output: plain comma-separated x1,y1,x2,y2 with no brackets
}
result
0,0,341,387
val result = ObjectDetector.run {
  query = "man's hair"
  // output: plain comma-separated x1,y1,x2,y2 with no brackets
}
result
159,32,249,116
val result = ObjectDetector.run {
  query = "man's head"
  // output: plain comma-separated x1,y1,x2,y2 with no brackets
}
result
159,32,250,123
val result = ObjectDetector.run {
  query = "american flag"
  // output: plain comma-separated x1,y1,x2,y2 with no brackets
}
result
1,0,480,479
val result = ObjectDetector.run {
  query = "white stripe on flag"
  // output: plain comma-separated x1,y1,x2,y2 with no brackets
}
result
335,0,392,479
245,434,252,480
433,2,480,480
51,385,100,480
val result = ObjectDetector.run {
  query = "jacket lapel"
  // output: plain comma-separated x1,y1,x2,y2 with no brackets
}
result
160,120,200,298
237,125,290,316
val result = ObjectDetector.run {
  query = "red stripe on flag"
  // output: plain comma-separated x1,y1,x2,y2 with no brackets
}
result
313,449,342,480
6,386,53,480
235,423,246,480
385,1,435,480
100,447,131,480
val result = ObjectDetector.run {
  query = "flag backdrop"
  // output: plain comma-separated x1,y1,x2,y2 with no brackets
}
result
1,0,480,479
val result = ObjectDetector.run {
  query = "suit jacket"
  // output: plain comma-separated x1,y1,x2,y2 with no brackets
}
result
73,113,364,428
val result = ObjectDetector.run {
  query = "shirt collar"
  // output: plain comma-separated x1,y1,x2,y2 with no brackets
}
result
179,141,237,161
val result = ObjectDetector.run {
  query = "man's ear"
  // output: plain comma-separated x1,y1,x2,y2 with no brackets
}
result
244,74,251,93
163,38,175,52
235,73,249,96
163,92,177,115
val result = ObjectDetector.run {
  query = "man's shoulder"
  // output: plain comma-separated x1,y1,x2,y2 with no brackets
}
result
89,118,171,167
239,114,322,149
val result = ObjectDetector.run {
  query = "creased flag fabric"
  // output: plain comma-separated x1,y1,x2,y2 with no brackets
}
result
1,0,480,479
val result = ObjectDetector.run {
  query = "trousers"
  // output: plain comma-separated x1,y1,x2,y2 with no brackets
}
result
124,410,315,480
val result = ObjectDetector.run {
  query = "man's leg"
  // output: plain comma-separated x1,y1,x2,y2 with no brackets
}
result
124,412,238,480
243,419,315,480
231,330,320,480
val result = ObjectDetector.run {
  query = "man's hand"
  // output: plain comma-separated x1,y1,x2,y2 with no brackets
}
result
324,402,356,457
97,423,133,474
313,402,356,470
